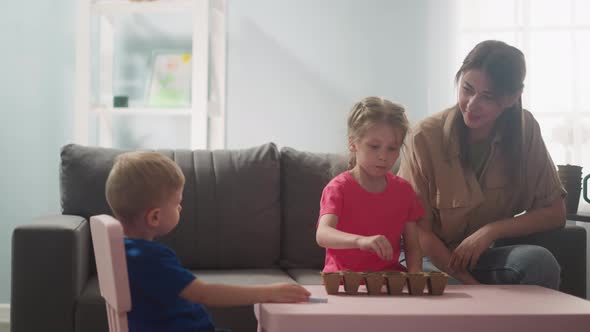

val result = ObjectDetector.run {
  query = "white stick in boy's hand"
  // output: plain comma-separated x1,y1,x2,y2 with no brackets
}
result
308,297,328,303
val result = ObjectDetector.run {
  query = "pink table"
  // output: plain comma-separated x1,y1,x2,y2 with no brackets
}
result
254,285,590,332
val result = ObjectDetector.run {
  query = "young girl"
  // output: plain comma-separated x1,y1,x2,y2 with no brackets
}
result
316,96,423,273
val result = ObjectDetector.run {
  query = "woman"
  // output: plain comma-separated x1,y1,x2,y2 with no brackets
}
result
398,40,565,288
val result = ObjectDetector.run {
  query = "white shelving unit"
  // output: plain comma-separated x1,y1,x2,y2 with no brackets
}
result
75,0,226,149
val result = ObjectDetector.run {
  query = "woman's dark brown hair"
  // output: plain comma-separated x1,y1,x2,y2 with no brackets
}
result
454,40,526,184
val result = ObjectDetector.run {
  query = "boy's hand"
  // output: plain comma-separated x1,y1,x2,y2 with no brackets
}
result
266,283,311,303
356,235,393,261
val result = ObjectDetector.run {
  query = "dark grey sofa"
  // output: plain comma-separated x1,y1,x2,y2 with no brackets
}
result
11,143,587,332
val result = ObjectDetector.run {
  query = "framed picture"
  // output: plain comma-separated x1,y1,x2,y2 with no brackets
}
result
146,51,192,107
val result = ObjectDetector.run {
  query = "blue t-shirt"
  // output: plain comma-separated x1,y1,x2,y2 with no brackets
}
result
124,238,215,332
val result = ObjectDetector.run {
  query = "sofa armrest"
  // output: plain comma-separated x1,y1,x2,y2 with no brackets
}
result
495,225,587,298
11,214,91,332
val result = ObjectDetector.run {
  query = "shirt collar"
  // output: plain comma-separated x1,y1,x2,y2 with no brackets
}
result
442,106,506,161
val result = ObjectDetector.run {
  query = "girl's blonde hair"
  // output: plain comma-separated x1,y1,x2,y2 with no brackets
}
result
106,151,185,222
347,96,409,169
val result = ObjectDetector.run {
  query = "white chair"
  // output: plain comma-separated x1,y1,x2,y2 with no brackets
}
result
90,214,131,332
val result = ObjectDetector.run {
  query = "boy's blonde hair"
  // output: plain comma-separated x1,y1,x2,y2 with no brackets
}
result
106,151,185,222
347,96,409,169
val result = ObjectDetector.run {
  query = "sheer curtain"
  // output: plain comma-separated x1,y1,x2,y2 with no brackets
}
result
457,0,590,299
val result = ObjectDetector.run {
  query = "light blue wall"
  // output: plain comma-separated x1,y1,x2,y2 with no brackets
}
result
0,1,75,303
0,0,459,304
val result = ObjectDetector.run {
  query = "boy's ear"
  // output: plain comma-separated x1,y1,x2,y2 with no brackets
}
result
145,208,161,228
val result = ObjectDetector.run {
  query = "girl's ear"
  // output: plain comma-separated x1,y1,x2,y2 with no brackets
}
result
348,136,357,152
145,208,161,228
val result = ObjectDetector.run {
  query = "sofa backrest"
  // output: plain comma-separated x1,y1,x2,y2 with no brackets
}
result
279,147,347,269
60,143,282,269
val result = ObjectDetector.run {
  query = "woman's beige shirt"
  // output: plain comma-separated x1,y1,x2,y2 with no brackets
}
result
398,107,565,250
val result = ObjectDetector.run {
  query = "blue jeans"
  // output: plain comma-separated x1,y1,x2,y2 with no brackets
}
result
401,244,561,289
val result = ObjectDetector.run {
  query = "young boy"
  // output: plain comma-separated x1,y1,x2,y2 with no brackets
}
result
105,151,310,332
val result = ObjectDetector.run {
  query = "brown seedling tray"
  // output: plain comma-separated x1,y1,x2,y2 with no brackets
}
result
407,272,428,295
364,272,385,295
321,272,342,295
329,270,448,296
341,271,363,295
427,271,449,295
384,271,407,295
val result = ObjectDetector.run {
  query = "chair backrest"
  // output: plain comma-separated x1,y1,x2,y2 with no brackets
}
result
90,214,131,332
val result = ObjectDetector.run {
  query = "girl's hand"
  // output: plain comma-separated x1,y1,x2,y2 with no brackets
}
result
266,283,311,303
356,235,393,261
449,225,496,271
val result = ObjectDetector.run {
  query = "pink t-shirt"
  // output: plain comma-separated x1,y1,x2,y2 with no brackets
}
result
319,171,424,273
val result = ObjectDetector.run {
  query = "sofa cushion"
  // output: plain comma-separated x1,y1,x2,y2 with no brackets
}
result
178,143,282,269
60,144,121,219
61,143,281,269
279,147,347,269
192,268,295,285
286,268,323,285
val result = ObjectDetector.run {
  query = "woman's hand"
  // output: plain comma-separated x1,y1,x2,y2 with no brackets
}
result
453,270,481,285
449,224,497,271
356,235,393,261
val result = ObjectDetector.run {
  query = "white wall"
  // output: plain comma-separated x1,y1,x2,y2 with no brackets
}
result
0,1,75,304
110,0,460,153
226,0,458,153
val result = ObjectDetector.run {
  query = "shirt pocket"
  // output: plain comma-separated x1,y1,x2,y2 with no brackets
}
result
435,187,472,209
484,170,508,189
481,152,510,191
482,169,512,216
433,188,472,246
